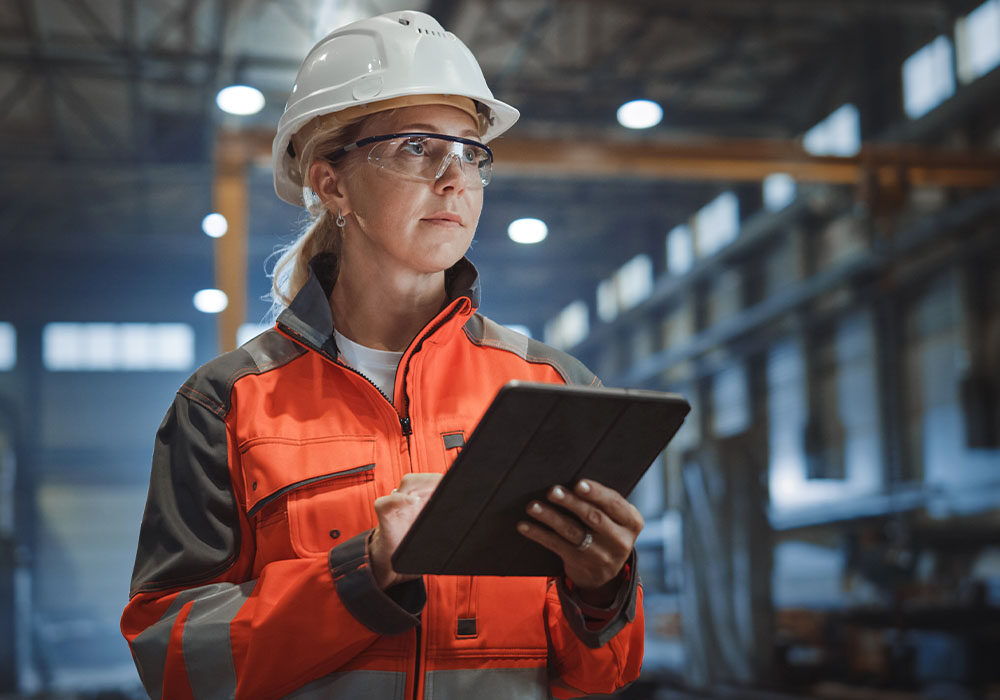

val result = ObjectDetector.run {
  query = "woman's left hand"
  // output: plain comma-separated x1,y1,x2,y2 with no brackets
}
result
517,479,644,605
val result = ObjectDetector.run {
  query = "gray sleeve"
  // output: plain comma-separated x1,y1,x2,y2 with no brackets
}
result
555,550,639,648
328,530,426,635
130,393,241,597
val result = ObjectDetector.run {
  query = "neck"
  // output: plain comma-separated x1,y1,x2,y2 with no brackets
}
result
329,245,450,352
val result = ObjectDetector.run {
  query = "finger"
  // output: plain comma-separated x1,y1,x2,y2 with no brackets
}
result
572,480,644,532
396,473,443,496
516,520,580,560
547,484,615,534
373,492,420,517
525,500,587,547
398,473,443,488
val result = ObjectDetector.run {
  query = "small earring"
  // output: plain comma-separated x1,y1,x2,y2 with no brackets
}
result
335,210,346,228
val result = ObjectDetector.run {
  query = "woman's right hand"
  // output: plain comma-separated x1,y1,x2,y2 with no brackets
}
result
368,473,442,589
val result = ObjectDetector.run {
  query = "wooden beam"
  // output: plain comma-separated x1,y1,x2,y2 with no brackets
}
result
213,129,250,353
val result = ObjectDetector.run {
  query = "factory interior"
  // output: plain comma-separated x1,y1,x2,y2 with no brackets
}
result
1,0,1000,698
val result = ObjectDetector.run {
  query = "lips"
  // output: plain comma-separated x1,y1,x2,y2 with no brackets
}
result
422,211,464,226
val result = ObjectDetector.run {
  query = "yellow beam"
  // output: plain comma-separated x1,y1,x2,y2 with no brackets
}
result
213,129,250,353
237,127,1000,187
489,138,1000,188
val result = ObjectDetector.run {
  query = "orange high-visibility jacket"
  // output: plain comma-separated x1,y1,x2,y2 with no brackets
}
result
122,255,644,699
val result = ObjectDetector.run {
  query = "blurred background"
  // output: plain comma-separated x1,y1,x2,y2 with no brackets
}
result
1,0,999,698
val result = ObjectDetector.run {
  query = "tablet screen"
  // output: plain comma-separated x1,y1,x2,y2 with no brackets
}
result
392,381,690,577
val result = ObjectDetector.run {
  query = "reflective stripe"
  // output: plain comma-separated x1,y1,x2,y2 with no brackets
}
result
182,581,254,699
425,668,550,700
130,583,235,700
283,670,406,699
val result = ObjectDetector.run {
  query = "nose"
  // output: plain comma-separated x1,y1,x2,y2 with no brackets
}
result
433,153,467,194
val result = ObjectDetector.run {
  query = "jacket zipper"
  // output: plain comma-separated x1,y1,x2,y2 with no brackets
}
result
334,358,412,439
398,305,462,437
278,306,464,700
392,308,461,700
276,322,411,436
413,622,423,700
279,305,461,441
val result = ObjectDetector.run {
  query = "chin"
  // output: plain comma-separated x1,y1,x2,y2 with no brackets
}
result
416,257,464,275
419,238,472,269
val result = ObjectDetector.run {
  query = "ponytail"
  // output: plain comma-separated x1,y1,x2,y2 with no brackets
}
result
266,114,370,321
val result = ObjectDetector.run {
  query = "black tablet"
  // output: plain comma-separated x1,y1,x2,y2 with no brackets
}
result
391,381,690,577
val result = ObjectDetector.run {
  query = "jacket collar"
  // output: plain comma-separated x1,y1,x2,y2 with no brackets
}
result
276,253,481,355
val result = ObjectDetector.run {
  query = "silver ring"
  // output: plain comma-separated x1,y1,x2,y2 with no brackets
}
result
576,532,593,552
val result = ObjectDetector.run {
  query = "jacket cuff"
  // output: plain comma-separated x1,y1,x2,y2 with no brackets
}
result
329,529,425,635
556,549,639,649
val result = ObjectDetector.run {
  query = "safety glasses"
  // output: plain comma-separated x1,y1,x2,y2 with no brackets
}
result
328,132,493,189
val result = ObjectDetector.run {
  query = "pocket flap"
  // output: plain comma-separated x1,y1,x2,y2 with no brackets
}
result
241,435,376,515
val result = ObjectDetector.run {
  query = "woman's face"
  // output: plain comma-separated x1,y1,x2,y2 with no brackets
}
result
335,104,484,277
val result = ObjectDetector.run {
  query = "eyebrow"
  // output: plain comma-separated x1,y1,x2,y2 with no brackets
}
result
398,123,481,140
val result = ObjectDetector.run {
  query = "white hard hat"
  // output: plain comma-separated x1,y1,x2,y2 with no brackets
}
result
273,10,520,206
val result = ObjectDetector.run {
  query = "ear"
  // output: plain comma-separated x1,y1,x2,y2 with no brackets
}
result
307,160,352,216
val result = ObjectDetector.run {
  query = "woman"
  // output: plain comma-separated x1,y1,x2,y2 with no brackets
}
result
122,10,645,699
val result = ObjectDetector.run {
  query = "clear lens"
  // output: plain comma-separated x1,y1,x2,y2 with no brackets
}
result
368,135,492,188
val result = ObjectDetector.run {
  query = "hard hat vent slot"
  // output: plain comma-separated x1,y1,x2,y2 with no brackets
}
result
416,27,446,38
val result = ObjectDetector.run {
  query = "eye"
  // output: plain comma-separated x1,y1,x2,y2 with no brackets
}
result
400,139,427,156
462,146,478,164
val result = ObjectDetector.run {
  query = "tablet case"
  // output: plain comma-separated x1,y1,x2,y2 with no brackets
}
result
391,381,690,577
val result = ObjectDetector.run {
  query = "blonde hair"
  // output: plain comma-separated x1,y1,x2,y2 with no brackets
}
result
266,114,369,320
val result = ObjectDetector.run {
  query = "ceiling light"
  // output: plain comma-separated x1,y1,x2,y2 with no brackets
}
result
216,85,265,116
201,212,228,238
193,289,229,314
508,218,548,244
616,99,663,129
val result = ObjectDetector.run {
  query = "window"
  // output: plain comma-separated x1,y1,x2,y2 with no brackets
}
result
694,192,739,257
712,363,749,437
764,173,797,212
903,35,956,119
43,323,194,371
596,255,655,323
666,224,694,275
956,0,1000,84
616,254,654,312
0,323,14,370
803,103,861,156
596,279,619,323
544,301,589,350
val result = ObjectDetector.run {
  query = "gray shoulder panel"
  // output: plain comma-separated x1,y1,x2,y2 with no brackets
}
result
462,315,601,387
129,330,306,596
177,328,307,418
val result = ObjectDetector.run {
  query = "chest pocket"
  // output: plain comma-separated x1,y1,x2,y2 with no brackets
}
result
242,436,378,558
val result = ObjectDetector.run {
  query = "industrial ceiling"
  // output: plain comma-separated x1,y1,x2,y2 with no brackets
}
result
0,0,993,338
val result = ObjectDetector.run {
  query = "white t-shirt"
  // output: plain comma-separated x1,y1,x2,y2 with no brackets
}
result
333,329,404,402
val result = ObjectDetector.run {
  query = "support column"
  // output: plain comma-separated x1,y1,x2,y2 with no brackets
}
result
213,129,250,353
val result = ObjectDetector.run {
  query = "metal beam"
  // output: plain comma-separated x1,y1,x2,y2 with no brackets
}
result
213,128,250,353
217,126,1000,189
610,186,1000,388
576,0,963,25
490,138,1000,187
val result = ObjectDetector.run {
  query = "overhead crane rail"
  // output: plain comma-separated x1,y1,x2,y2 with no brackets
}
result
211,128,1000,351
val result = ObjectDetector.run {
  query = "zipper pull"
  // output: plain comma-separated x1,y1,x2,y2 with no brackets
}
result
400,416,412,436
